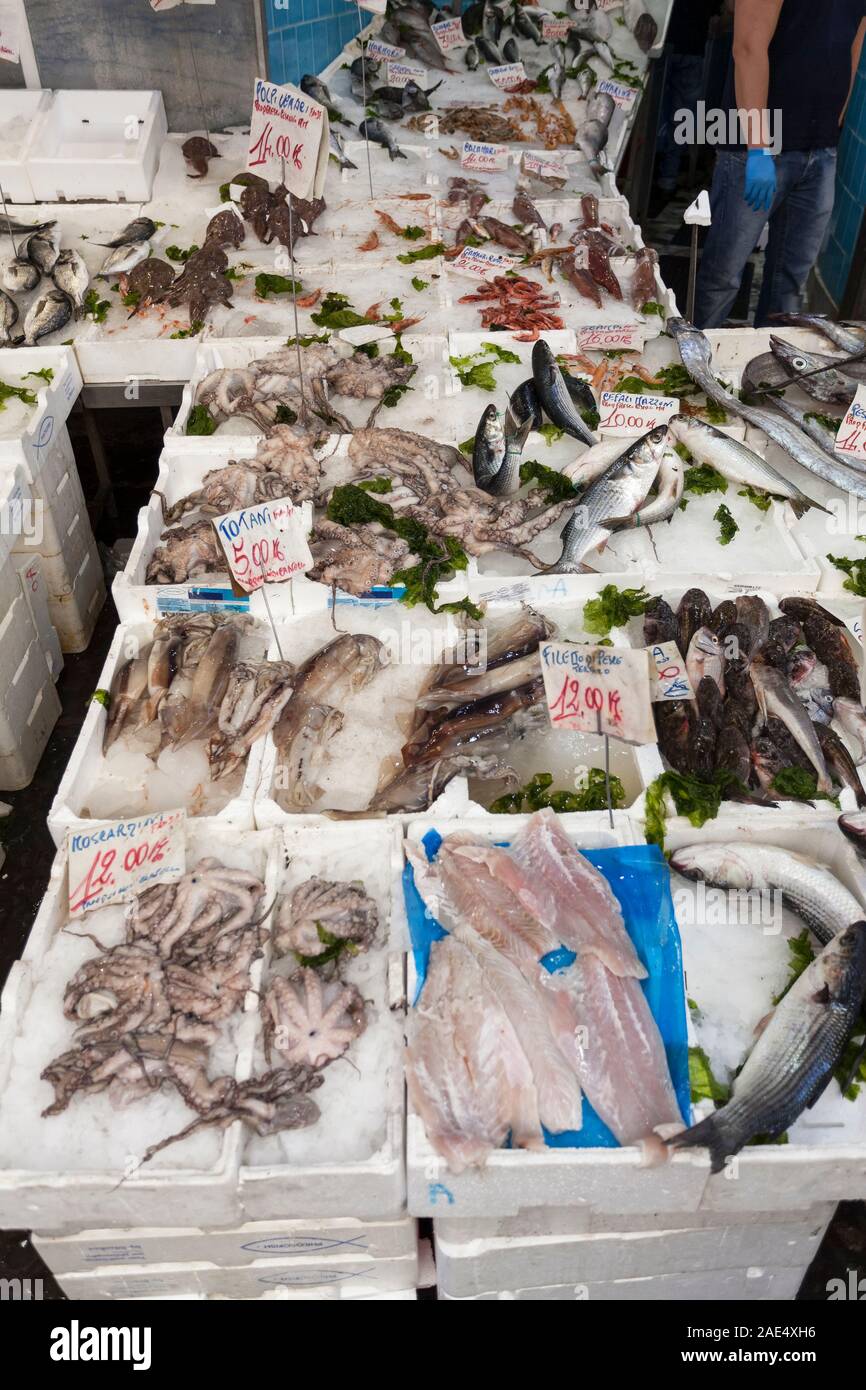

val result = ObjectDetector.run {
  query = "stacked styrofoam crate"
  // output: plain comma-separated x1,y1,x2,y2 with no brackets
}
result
403,813,850,1301
0,463,61,788
0,347,104,652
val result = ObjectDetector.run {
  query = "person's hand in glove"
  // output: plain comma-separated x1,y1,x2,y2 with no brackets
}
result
744,148,776,213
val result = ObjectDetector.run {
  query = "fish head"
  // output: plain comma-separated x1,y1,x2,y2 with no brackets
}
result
820,922,866,999
787,648,817,686
669,842,755,890
838,810,866,853
530,338,555,379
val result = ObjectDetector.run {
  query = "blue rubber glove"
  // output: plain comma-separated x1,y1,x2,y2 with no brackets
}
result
744,148,776,213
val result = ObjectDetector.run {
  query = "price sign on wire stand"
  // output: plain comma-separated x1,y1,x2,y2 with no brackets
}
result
247,78,329,199
598,389,679,436
68,810,186,917
834,384,866,462
540,643,656,745
648,641,695,703
431,16,467,51
213,497,313,595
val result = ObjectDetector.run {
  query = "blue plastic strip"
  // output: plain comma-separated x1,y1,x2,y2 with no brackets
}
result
403,835,690,1146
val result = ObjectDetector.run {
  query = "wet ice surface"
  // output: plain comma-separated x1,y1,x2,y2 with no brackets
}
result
0,828,270,1174
244,830,402,1169
72,622,269,821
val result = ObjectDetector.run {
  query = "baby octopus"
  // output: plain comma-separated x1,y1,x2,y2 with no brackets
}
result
262,969,366,1069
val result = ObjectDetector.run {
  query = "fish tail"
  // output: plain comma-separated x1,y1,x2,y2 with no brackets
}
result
789,495,829,519
665,1113,731,1173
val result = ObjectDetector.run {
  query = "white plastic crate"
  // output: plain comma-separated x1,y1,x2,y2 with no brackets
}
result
55,1248,420,1301
0,90,53,202
113,441,316,624
652,811,866,1213
403,810,712,1218
26,91,168,202
0,348,82,473
14,556,62,681
434,1199,836,1242
434,1213,830,1299
0,638,60,790
37,523,105,654
441,1265,806,1300
33,1215,418,1273
238,819,407,1221
47,617,267,846
0,823,278,1233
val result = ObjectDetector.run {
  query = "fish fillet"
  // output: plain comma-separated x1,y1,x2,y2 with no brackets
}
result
548,954,683,1144
406,936,543,1171
508,808,648,978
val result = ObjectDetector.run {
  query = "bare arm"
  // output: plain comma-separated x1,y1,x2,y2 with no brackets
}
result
732,0,784,146
840,16,866,123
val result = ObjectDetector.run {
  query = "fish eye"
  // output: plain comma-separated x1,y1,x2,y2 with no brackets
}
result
791,357,807,371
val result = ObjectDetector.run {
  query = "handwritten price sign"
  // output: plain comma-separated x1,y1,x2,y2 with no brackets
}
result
648,640,695,703
214,496,313,594
597,78,640,111
521,151,568,184
461,139,510,172
386,60,427,88
451,244,522,279
834,385,866,462
542,17,572,39
431,16,468,51
540,643,655,745
367,38,405,59
487,61,527,90
247,78,328,200
598,389,678,436
68,810,186,917
578,323,645,352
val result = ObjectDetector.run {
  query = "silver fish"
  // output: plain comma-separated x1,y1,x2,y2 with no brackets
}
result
686,626,725,695
357,118,408,161
740,356,845,457
20,288,72,345
93,217,157,249
512,8,542,44
476,34,504,63
464,41,480,69
472,404,506,493
24,226,60,275
52,248,90,313
97,240,152,281
668,318,866,500
0,256,38,293
300,73,353,127
833,697,866,761
554,425,668,572
839,808,866,856
548,59,566,100
532,340,596,445
624,445,684,527
769,336,859,405
589,38,617,70
750,658,831,793
0,288,18,343
329,130,357,171
667,414,822,518
502,35,520,63
671,842,864,947
667,924,866,1170
570,6,612,41
561,437,632,488
769,313,866,356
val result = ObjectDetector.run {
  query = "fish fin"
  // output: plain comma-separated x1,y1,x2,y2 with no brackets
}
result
665,1113,730,1174
788,496,829,519
752,1008,775,1038
811,983,831,1006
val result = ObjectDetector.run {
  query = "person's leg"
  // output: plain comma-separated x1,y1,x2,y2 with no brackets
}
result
695,150,771,328
755,148,838,326
657,54,705,190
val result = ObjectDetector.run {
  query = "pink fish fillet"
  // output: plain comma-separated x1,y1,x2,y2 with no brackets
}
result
407,838,583,1134
406,936,544,1171
508,808,648,978
547,954,683,1144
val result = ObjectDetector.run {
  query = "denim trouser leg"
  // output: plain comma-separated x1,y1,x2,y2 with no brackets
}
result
656,54,705,190
754,148,838,326
694,151,772,328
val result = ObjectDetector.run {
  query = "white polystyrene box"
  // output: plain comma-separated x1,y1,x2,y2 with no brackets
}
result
440,1265,806,1300
26,91,167,203
0,90,53,202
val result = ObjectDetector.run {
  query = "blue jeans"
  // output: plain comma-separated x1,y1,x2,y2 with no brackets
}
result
656,54,705,189
695,147,837,329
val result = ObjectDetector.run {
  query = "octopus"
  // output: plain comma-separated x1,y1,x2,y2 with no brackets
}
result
41,1031,230,1117
63,941,171,1042
251,425,321,501
205,208,245,250
162,461,272,524
325,352,416,405
128,858,266,959
164,927,263,1022
307,518,415,597
275,877,379,959
145,518,225,584
262,970,366,1069
182,135,220,178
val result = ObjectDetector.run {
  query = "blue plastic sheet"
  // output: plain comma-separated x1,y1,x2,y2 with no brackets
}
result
402,830,690,1148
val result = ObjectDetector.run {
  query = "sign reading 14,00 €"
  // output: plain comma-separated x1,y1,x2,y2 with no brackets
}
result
247,78,328,199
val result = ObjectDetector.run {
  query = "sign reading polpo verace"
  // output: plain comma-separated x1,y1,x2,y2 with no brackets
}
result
247,78,329,200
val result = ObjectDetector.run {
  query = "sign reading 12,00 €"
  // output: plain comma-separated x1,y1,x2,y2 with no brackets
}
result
247,78,328,200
